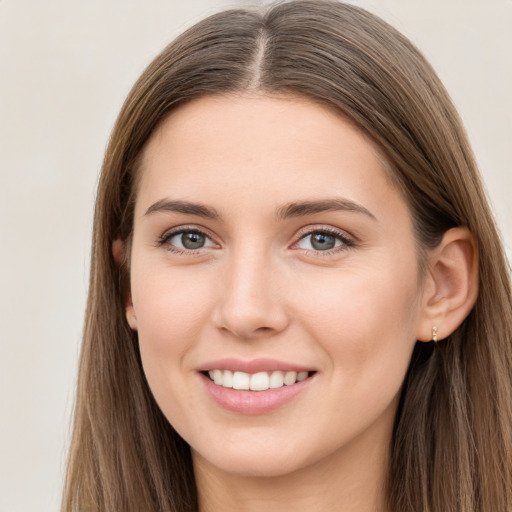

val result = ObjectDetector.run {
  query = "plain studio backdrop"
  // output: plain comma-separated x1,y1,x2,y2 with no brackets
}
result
0,1,510,511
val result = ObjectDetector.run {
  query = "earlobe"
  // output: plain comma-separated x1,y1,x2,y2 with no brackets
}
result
125,298,138,331
112,239,137,331
417,227,479,342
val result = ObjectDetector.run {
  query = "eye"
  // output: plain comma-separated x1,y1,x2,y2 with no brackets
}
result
159,228,217,253
295,228,353,253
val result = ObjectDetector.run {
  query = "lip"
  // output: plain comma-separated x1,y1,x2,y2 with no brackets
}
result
197,357,314,374
198,358,316,415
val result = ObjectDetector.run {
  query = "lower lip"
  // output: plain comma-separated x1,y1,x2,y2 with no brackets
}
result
200,373,314,415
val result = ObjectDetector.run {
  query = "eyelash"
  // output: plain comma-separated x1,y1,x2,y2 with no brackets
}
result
294,227,354,256
156,226,216,256
157,225,354,256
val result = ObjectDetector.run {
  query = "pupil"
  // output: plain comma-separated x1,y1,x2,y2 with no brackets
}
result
181,232,205,249
311,233,335,250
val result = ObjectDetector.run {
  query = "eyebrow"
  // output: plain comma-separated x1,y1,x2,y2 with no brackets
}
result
276,199,377,221
145,199,221,219
144,198,376,221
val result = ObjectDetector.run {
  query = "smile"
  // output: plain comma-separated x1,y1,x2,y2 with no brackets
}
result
199,361,316,414
207,369,311,391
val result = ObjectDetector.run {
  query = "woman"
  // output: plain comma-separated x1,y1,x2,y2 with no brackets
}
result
62,1,512,511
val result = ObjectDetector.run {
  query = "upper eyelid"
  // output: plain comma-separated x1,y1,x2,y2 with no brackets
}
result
291,225,356,255
158,227,219,254
294,224,353,241
156,227,217,254
160,224,217,242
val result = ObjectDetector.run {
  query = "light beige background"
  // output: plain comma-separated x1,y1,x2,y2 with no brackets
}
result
0,1,510,511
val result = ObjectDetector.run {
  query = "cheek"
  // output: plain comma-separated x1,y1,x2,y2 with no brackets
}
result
296,258,421,374
300,266,421,436
129,259,216,402
132,265,210,342
130,266,217,435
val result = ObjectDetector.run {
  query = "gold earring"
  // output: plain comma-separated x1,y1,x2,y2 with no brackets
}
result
432,325,438,343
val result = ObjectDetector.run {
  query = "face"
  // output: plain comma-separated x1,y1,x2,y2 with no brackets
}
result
127,94,427,478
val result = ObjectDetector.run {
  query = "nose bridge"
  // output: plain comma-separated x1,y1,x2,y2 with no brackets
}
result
214,241,288,338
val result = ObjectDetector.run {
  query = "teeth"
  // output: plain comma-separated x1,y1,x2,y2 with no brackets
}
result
284,371,297,385
213,369,223,385
250,372,269,391
269,371,284,388
233,371,250,390
207,369,310,391
222,370,233,388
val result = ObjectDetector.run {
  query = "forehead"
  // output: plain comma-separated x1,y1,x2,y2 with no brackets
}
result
135,93,406,223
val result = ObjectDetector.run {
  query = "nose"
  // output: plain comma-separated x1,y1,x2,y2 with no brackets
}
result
212,246,290,340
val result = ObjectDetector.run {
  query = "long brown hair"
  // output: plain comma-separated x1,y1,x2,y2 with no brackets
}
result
62,1,512,510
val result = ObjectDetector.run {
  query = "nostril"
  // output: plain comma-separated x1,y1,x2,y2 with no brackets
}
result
222,324,279,340
255,326,273,333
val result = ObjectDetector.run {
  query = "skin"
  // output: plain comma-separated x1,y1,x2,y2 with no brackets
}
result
124,93,455,512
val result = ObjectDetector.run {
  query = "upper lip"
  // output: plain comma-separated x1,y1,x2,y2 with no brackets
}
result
197,357,315,374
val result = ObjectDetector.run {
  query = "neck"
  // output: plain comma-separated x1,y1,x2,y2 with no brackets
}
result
193,421,392,512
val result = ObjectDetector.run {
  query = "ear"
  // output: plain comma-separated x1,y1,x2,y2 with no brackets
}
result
416,227,478,342
112,239,137,331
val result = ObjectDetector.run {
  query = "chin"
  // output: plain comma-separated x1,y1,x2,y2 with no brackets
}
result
192,442,314,479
